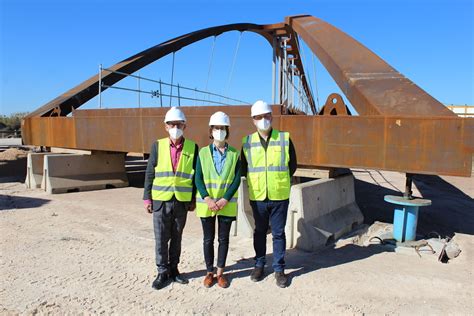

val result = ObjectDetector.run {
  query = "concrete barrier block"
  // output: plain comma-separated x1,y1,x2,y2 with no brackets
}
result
235,174,363,252
41,153,128,194
236,177,255,238
25,153,53,189
286,174,364,251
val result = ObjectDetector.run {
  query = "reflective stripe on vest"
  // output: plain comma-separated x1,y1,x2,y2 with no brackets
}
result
196,145,239,218
242,129,290,201
152,138,196,202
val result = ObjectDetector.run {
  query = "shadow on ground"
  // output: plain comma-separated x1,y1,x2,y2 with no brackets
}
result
355,173,474,238
126,156,146,188
0,157,27,183
181,243,390,288
0,194,50,211
413,174,474,237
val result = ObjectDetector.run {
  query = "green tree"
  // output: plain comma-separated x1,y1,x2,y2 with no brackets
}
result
0,112,29,131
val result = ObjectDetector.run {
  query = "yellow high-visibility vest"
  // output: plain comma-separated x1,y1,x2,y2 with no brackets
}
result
242,129,290,201
152,138,196,201
196,145,239,217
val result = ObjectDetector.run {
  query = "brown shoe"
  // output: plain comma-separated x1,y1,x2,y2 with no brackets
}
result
217,274,229,288
203,272,214,288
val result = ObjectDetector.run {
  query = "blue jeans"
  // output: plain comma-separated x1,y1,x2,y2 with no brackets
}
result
250,199,289,272
200,215,235,273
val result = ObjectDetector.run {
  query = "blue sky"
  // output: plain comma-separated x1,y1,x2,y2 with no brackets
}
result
1,0,473,116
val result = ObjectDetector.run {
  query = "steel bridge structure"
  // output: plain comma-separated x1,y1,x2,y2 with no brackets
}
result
22,15,473,177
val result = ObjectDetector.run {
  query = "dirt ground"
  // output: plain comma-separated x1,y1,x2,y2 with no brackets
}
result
0,151,473,315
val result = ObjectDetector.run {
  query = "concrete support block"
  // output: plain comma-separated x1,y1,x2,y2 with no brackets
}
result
286,174,364,251
25,153,52,189
41,153,128,194
235,174,363,252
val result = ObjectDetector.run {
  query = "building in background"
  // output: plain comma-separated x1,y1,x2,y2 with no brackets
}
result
446,105,474,117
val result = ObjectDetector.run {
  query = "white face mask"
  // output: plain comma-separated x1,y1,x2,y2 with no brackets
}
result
212,129,227,142
256,118,271,131
168,127,183,140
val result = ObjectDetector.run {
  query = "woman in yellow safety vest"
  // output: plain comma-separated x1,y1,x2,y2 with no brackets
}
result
195,111,241,288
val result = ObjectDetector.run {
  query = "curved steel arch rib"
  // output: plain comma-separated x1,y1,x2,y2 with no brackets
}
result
27,23,283,118
286,15,454,117
28,15,454,119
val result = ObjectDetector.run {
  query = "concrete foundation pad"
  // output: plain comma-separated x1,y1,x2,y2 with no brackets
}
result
41,153,128,194
287,174,364,251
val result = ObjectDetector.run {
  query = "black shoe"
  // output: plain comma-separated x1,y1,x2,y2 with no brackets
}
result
152,273,170,290
275,271,288,288
170,268,189,284
250,266,264,282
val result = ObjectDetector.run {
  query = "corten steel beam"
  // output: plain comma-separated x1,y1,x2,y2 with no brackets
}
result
22,106,473,177
286,15,455,117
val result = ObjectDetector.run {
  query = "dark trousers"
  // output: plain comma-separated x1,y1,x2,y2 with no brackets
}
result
200,215,234,273
250,199,289,272
152,199,188,274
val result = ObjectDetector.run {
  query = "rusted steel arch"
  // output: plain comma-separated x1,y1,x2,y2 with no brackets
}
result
21,15,473,177
26,22,286,118
27,15,455,119
286,15,454,117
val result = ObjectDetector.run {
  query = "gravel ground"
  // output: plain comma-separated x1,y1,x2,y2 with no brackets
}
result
0,155,473,314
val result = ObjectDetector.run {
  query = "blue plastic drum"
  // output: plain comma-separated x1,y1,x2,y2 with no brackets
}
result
384,195,432,242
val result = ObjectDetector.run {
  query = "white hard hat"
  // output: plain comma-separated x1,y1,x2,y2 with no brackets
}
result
251,100,272,117
164,107,186,123
209,111,230,126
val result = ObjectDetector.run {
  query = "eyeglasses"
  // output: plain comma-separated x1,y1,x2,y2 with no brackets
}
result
212,126,226,131
166,121,185,128
252,113,272,120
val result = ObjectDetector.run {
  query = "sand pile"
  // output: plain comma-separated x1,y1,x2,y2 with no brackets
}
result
0,148,28,161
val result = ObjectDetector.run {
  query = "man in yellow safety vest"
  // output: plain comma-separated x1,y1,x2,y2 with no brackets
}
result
241,100,297,288
143,107,198,290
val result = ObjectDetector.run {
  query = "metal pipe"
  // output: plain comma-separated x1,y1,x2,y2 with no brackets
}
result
404,173,414,200
137,72,141,108
178,84,181,107
170,52,175,107
278,40,283,105
159,80,163,107
272,36,276,104
283,39,288,107
291,58,295,110
98,64,102,109
298,76,303,112
276,40,281,105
